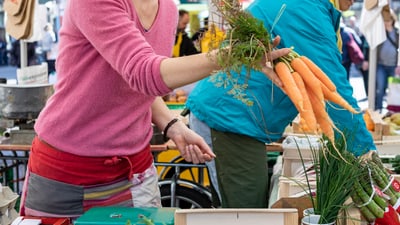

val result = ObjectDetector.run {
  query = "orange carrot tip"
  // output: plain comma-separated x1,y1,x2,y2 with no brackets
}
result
299,56,337,92
321,84,361,114
274,62,304,112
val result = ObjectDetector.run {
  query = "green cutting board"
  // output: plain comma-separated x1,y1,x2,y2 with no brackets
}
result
73,207,177,225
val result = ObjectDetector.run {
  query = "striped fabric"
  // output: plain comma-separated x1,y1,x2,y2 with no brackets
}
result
19,136,159,218
83,179,134,211
21,165,160,218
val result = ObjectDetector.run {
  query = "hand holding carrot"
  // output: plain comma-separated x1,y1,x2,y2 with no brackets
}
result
261,36,291,88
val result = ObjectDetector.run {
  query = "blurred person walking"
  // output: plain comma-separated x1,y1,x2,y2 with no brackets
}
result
39,23,56,62
348,15,370,97
340,21,364,79
375,9,399,111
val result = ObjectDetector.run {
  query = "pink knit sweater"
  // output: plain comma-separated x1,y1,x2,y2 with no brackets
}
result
35,0,178,156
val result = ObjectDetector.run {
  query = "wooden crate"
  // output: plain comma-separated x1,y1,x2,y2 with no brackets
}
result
376,135,400,155
292,110,399,146
174,208,298,225
279,137,319,199
340,207,365,225
282,145,318,178
365,109,391,143
278,177,316,199
270,196,312,225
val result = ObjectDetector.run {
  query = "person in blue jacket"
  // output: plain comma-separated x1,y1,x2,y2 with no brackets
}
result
186,0,376,208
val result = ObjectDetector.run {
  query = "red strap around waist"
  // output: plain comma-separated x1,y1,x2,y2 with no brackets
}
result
29,136,153,185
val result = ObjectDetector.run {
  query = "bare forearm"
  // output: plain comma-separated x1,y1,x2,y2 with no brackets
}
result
151,97,176,130
151,96,215,163
160,52,219,89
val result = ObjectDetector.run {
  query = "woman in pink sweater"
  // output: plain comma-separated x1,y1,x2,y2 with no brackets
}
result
19,0,289,218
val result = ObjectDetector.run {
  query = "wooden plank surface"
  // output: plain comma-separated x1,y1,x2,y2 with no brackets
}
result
0,140,282,153
0,144,31,151
175,208,298,225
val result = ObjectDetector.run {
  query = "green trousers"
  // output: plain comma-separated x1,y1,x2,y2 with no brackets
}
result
211,129,269,208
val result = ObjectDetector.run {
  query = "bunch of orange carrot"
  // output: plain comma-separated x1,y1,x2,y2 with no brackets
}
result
274,50,360,143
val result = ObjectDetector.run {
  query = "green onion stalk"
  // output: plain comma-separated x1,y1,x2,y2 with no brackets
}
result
313,136,364,224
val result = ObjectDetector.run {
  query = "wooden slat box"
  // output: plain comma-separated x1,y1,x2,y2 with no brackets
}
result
292,110,398,147
174,208,298,225
278,176,316,199
365,109,391,143
281,139,319,178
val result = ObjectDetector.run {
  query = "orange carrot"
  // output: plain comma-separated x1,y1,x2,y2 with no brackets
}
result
292,71,318,134
321,83,361,114
307,88,335,143
291,57,324,106
274,62,304,112
300,56,337,92
299,117,312,133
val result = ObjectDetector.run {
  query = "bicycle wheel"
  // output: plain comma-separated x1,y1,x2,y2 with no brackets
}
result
160,183,212,208
158,156,211,187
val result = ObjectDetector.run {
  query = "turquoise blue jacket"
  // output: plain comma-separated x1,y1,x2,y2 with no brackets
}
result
186,0,375,156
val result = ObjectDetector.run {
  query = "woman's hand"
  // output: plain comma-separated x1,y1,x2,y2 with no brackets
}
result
261,36,291,88
166,119,215,164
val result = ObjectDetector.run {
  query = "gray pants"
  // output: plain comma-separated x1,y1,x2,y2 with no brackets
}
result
189,113,221,203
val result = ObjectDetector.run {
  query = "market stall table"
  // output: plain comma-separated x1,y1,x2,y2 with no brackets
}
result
0,141,282,193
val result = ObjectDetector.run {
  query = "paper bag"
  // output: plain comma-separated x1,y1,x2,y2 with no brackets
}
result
5,0,36,40
17,62,48,85
3,0,29,17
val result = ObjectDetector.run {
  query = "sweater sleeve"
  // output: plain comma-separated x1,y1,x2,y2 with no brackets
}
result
68,0,172,96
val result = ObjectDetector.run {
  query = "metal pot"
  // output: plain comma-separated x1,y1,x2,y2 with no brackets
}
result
0,83,54,119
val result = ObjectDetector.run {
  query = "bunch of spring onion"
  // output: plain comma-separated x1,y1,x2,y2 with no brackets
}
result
306,136,363,224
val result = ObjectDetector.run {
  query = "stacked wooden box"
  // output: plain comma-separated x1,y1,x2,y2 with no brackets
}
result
278,136,319,199
365,109,391,144
174,208,298,225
